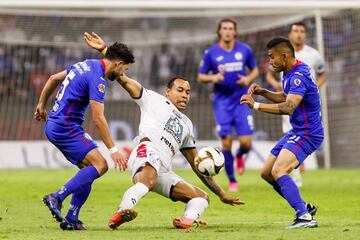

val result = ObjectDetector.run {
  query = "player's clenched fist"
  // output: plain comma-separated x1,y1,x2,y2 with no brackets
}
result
111,151,128,171
34,104,47,122
240,94,255,109
247,83,263,95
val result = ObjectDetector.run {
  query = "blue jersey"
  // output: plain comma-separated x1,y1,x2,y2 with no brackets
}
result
282,61,323,138
199,40,257,107
48,59,107,126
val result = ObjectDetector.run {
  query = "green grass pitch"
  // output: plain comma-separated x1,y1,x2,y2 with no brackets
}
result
1,169,360,240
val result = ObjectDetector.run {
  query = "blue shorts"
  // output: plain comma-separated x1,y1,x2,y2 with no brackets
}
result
271,133,324,164
213,101,253,137
45,120,98,165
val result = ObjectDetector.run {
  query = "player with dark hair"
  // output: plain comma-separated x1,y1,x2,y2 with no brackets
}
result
266,22,327,187
198,18,259,192
84,32,243,230
241,37,322,229
34,40,134,230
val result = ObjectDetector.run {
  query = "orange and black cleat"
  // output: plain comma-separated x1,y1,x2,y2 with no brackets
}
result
173,217,207,230
108,209,138,230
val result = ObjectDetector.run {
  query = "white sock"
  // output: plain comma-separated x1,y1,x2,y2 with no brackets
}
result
183,197,209,220
119,182,149,211
291,168,303,187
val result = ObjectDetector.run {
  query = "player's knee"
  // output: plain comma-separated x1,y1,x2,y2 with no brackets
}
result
98,162,108,176
260,170,270,182
241,142,252,151
271,166,285,180
221,141,232,150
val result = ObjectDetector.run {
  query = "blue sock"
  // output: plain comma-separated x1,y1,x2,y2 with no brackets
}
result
66,183,92,223
53,166,100,202
269,181,285,198
222,150,236,182
276,175,308,217
236,146,250,158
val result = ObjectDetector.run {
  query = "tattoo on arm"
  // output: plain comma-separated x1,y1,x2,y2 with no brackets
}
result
279,99,296,115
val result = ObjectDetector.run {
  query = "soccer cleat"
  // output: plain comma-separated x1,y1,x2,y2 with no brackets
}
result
306,203,318,216
287,214,318,229
228,182,238,192
60,218,87,230
108,209,138,230
173,217,207,230
42,194,63,222
236,156,245,175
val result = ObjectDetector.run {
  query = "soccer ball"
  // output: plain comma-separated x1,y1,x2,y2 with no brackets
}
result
195,147,225,176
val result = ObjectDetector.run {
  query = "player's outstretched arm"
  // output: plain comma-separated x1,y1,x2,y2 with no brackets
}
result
116,73,142,99
84,32,106,52
34,70,67,122
90,100,127,171
181,148,245,206
241,93,303,115
83,32,142,98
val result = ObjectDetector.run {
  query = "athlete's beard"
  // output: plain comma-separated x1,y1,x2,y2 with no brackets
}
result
108,71,119,81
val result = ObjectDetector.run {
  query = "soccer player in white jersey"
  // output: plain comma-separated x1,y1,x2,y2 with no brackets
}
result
84,32,243,230
266,22,326,187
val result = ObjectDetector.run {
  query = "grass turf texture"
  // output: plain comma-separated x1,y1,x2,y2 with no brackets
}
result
0,169,359,240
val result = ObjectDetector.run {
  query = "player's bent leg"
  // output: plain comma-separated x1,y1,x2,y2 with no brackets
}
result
221,136,237,192
236,135,252,175
109,164,157,230
260,154,286,198
171,182,209,230
272,149,316,228
82,148,108,176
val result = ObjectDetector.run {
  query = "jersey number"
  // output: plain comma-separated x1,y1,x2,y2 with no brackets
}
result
56,71,76,101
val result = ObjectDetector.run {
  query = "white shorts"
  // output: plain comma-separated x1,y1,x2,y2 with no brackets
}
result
128,141,186,198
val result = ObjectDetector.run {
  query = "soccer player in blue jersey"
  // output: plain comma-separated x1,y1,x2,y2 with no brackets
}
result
198,18,259,192
241,37,323,229
34,42,134,230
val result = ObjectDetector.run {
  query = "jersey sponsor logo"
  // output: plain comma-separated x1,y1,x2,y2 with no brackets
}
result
164,115,183,144
294,78,301,86
98,83,105,93
160,136,176,155
235,52,243,60
136,143,147,158
224,62,243,72
216,56,224,62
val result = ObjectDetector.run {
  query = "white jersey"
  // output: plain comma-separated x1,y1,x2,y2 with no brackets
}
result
133,88,196,170
282,44,325,133
296,44,325,78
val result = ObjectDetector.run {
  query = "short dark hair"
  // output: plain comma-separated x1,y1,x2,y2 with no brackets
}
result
167,76,188,89
267,37,295,57
105,42,135,64
217,18,237,38
289,22,307,33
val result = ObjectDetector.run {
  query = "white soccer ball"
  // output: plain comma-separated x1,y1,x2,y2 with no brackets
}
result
195,146,225,176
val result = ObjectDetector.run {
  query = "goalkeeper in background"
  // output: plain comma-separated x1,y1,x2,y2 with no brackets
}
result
266,22,326,187
198,18,259,192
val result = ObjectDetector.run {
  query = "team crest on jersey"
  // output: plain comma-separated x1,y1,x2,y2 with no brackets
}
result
235,52,243,60
98,83,105,93
294,78,301,86
164,115,183,144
